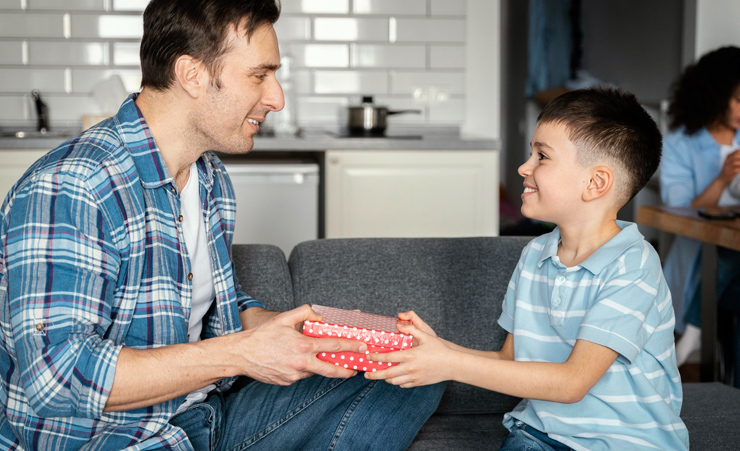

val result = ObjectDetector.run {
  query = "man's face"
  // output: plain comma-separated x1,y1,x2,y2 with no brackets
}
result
517,121,591,224
195,22,284,154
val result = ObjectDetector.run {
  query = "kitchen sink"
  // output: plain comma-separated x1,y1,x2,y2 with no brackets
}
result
1,130,75,139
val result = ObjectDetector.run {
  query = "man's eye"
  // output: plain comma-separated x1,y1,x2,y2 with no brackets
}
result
538,152,548,160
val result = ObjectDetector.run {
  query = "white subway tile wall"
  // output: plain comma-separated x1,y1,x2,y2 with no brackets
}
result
0,0,466,128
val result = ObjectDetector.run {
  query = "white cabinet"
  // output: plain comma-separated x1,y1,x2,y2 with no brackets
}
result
0,150,48,201
325,150,499,238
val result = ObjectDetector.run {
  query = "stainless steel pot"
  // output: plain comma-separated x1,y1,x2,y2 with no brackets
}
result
347,96,421,137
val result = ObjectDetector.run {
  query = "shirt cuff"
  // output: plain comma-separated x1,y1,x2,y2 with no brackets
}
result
73,339,122,418
578,324,640,364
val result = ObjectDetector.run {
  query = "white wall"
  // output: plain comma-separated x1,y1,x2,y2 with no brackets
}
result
695,0,740,58
461,0,500,141
0,0,470,130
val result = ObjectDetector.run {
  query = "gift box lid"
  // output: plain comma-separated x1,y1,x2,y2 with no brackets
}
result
304,305,413,349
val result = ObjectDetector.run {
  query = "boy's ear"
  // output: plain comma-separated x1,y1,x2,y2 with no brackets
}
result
582,166,614,202
173,55,208,98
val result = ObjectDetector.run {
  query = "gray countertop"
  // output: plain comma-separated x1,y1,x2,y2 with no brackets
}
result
0,127,499,152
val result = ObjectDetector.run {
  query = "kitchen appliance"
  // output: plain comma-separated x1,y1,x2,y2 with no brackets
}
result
346,96,421,137
224,160,318,257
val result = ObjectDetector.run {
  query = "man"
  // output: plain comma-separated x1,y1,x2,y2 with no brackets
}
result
0,1,445,449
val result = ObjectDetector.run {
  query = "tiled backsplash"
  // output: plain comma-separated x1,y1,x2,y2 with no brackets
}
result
0,0,466,130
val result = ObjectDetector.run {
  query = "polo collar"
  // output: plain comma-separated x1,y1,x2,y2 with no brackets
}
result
536,221,645,274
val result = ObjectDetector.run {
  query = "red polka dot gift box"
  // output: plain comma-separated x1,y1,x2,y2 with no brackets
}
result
302,304,413,372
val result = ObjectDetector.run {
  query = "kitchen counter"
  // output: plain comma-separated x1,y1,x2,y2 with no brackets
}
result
0,127,499,151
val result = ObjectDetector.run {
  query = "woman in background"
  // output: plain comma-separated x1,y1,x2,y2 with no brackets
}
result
660,46,740,376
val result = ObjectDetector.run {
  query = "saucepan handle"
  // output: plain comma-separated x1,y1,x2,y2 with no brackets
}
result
386,109,422,115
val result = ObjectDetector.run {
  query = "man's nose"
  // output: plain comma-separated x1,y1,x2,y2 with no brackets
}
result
263,78,285,112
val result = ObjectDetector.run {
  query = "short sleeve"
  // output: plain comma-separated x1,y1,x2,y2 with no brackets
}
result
577,268,662,364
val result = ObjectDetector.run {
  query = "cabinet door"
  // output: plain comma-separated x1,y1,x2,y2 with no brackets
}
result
0,150,48,201
326,150,499,238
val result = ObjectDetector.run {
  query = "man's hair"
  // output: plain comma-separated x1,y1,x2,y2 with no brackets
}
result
140,0,281,91
538,88,662,207
667,46,740,134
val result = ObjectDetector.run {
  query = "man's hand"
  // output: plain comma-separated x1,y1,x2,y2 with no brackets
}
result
227,304,369,385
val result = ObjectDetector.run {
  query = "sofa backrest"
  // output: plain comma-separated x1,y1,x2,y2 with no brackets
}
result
233,236,532,415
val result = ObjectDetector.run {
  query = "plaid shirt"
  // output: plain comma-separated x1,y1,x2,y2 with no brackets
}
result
0,94,264,450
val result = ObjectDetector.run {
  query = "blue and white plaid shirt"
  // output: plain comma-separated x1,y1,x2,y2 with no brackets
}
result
0,94,264,450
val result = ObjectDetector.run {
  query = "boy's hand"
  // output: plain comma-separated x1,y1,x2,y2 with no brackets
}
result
397,310,437,338
364,321,454,387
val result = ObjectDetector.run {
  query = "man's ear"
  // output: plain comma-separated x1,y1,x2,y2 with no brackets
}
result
173,55,208,98
583,166,614,202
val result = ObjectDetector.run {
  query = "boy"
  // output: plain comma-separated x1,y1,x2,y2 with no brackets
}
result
366,88,689,450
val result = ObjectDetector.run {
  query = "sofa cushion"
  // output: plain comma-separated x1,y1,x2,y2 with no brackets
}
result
408,414,508,450
232,244,294,313
288,237,531,414
682,382,740,450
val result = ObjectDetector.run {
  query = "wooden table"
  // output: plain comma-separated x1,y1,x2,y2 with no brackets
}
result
637,205,740,382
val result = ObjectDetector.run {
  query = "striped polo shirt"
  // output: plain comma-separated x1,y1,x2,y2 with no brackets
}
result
498,222,689,450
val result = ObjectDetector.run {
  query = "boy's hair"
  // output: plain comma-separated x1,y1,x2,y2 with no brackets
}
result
140,0,281,91
538,88,662,207
668,46,740,134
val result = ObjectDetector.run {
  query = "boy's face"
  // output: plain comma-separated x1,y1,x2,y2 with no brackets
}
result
518,121,592,224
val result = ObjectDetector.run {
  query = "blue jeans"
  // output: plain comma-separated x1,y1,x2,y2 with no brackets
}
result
169,374,445,450
499,421,573,451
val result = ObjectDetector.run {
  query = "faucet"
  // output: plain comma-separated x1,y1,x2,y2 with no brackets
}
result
31,90,49,133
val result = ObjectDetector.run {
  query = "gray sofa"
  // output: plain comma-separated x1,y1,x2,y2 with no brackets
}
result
232,237,740,450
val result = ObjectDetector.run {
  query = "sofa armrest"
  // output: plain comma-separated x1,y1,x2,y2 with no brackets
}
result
232,244,295,313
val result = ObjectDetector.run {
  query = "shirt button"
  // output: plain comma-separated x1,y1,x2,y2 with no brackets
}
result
171,187,177,194
178,215,184,222
35,323,44,331
556,276,566,284
188,273,194,280
553,297,562,306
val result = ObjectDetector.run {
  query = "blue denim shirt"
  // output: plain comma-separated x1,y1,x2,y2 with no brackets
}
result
0,94,264,450
659,126,740,333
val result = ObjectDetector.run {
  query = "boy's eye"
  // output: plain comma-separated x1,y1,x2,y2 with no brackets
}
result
538,152,548,160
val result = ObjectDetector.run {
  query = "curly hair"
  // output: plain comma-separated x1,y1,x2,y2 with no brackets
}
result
667,46,740,134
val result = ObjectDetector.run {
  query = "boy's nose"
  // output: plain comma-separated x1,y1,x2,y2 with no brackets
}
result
518,158,532,177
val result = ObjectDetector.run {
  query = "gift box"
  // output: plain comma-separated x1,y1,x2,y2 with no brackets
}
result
302,305,413,372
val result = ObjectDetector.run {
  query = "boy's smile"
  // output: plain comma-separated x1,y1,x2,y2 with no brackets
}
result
518,121,591,225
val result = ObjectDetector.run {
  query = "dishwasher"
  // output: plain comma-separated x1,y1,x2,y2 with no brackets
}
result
223,159,319,257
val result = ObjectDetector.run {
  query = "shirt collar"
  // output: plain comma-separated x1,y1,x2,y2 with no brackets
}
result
115,93,214,192
693,126,740,152
536,221,644,274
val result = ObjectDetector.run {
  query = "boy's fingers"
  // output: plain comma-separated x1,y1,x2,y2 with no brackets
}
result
367,349,407,363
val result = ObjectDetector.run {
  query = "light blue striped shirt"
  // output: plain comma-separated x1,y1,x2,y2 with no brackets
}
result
498,222,688,451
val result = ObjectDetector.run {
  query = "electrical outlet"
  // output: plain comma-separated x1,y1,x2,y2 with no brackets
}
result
411,85,450,105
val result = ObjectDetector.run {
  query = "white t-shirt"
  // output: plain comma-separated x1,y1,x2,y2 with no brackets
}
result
176,162,217,414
